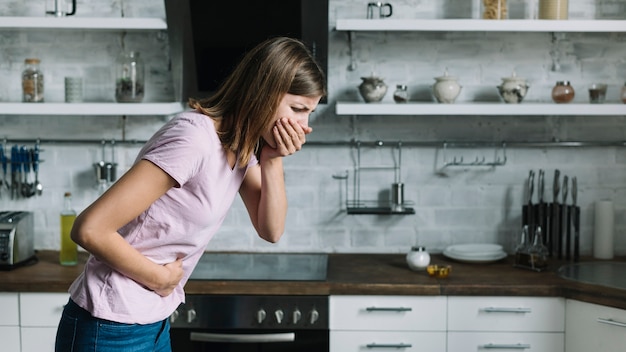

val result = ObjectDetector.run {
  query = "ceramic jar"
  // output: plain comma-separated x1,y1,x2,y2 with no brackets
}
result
358,76,388,103
552,81,575,103
433,70,461,104
406,246,431,271
497,72,529,104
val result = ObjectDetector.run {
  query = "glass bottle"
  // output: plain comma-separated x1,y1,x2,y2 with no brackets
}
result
60,192,78,266
393,84,409,103
552,81,575,104
514,225,531,267
406,246,431,271
528,226,548,271
22,58,44,103
482,0,508,19
115,51,145,103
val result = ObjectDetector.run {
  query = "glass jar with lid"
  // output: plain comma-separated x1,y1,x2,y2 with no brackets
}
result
552,81,575,103
393,84,409,103
22,58,44,103
115,51,145,103
482,0,508,19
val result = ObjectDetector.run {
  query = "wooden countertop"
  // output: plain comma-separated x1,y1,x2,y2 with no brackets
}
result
1,250,625,310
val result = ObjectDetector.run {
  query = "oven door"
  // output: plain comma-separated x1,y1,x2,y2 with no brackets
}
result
171,328,329,352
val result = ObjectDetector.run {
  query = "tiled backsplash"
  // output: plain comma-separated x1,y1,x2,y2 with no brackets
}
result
0,0,624,256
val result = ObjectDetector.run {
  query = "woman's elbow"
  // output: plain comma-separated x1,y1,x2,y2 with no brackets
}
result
259,231,283,243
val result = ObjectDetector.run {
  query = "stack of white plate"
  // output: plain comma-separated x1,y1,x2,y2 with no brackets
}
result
443,243,507,263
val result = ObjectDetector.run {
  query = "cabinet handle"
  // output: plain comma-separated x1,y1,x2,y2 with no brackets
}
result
481,307,532,313
365,307,412,312
190,332,295,343
482,343,530,349
597,318,626,328
366,343,412,349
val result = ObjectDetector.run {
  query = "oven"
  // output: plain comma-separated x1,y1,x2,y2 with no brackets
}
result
170,253,329,352
170,295,328,352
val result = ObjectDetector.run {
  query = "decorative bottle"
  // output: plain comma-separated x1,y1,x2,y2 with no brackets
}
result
60,192,78,266
115,51,145,103
22,58,44,103
406,246,431,271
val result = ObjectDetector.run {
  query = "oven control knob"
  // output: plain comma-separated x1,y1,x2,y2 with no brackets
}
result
274,309,284,324
309,308,320,325
187,308,197,324
169,309,180,324
292,308,302,324
257,309,267,324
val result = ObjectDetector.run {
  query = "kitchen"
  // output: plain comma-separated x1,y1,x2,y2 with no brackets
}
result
1,0,626,351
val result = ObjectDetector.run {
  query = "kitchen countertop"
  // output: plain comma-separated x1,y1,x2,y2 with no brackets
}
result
1,250,625,310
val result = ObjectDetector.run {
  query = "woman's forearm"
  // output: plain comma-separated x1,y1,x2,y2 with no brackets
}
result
256,156,287,242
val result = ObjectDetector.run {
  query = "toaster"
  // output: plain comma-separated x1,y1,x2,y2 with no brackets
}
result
0,211,36,269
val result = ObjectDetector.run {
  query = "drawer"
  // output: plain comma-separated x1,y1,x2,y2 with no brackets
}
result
0,326,21,352
330,295,446,331
0,292,19,326
20,292,69,327
448,296,564,332
21,327,58,352
331,331,446,352
448,332,564,352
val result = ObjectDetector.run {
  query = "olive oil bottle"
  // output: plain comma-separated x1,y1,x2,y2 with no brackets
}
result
60,192,78,266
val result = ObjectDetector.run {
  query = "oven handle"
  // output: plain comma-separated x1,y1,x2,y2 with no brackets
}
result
189,332,296,343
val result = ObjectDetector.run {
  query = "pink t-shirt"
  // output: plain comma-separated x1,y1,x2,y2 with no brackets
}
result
69,111,256,324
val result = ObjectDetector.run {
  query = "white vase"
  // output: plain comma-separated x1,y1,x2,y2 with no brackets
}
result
432,70,461,104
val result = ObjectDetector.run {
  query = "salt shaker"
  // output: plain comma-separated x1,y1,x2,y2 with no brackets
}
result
406,246,431,271
393,84,409,103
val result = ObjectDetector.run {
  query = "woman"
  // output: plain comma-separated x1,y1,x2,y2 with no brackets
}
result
55,36,326,351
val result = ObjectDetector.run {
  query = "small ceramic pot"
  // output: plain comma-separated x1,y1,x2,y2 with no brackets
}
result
433,70,461,104
358,76,388,103
497,72,529,104
406,246,431,271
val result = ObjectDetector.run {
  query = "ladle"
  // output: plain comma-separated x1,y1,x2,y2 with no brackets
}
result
33,145,43,195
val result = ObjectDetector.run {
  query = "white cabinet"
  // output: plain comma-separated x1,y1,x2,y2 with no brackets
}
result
19,292,69,352
0,293,21,352
447,296,565,352
329,295,447,352
565,299,626,352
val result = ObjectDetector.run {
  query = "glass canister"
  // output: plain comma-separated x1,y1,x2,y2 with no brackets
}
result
115,51,145,103
393,84,409,103
482,0,508,19
22,58,44,103
552,81,575,103
538,0,568,20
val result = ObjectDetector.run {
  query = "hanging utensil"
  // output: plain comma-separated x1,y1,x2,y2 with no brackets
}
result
522,170,535,232
32,144,43,196
549,169,560,257
559,175,568,260
536,169,546,246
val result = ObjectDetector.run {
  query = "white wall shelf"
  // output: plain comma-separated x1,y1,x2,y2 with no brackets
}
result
0,16,166,30
0,102,185,116
336,19,626,32
336,102,626,116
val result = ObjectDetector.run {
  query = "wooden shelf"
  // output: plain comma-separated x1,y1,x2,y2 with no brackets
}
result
0,16,167,30
335,102,626,116
336,19,626,32
0,102,185,116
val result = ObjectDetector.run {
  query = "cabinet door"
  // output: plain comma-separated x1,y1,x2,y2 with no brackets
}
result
448,296,565,332
0,292,19,326
0,326,21,352
448,332,564,352
19,292,69,327
331,331,446,352
330,295,447,331
565,299,626,352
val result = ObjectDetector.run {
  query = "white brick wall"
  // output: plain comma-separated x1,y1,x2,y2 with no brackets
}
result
0,0,624,256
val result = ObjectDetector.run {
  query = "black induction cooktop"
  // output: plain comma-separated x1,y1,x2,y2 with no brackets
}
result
189,252,328,281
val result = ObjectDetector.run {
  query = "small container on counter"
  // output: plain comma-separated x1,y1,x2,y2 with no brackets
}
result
552,81,575,104
393,84,409,103
406,246,431,271
22,58,44,103
482,0,508,19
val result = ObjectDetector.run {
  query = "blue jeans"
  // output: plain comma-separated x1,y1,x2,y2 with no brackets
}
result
55,299,172,352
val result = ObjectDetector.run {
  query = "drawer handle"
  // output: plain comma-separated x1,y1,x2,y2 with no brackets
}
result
366,307,412,312
597,318,626,328
482,307,532,313
482,343,530,349
366,343,413,349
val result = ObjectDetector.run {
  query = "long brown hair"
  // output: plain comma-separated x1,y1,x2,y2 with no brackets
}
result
189,37,326,167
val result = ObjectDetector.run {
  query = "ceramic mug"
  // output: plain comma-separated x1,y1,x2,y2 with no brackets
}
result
367,2,393,19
